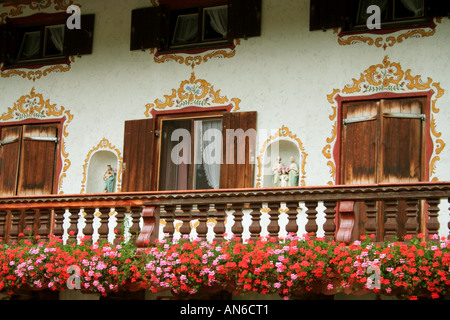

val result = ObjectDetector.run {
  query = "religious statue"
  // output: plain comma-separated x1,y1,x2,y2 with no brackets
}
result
279,167,289,187
272,156,283,187
103,164,116,193
287,156,299,187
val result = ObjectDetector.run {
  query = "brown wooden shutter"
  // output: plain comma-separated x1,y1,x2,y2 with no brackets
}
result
309,0,349,31
228,0,262,40
17,124,58,196
341,100,379,185
379,98,425,183
64,14,95,56
427,0,450,18
0,24,8,64
122,118,156,192
0,126,22,196
130,7,163,51
220,111,257,189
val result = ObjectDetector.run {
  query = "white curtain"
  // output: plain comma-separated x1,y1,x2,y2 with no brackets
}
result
18,32,40,59
196,120,222,189
400,0,424,16
206,7,228,37
173,14,198,43
48,26,65,53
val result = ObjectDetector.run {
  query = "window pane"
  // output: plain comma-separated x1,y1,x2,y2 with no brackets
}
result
172,13,199,45
17,31,41,59
44,25,65,57
193,119,222,190
203,6,228,41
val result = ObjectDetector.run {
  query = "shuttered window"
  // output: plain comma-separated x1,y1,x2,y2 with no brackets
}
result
0,123,59,196
130,0,261,53
0,13,95,68
122,111,257,192
340,96,427,241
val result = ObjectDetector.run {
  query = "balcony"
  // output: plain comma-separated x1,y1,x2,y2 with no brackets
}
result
1,182,449,248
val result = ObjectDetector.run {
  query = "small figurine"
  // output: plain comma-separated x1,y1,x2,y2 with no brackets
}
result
279,167,289,187
272,156,283,187
103,164,116,193
287,156,299,187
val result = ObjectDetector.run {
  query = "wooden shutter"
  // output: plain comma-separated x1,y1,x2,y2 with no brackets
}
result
228,0,262,40
64,14,95,56
0,126,22,196
427,0,450,18
122,118,156,192
310,0,349,31
379,98,425,183
0,23,8,64
17,124,58,196
130,7,163,51
220,111,257,189
341,100,379,185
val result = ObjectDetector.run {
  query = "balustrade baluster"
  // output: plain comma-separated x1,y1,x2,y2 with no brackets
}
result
383,200,398,242
9,209,22,244
98,207,111,243
266,203,279,239
323,201,337,241
285,202,299,237
212,204,226,242
364,200,378,239
113,207,127,244
248,203,262,241
82,208,95,243
52,208,65,238
304,201,318,237
161,205,174,240
194,204,208,242
175,205,191,239
37,209,51,241
67,209,80,242
405,199,419,240
426,198,440,238
0,211,7,242
129,206,142,240
231,203,244,240
23,209,35,239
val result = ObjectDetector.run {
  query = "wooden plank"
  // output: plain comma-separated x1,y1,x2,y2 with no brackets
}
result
0,126,21,196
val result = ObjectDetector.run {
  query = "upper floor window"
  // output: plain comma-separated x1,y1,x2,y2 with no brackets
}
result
130,0,261,53
0,12,95,69
309,0,449,33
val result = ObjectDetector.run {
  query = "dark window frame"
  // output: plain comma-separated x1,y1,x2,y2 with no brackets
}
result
0,12,95,70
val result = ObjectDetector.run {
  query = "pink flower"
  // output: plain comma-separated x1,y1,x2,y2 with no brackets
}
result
327,284,334,290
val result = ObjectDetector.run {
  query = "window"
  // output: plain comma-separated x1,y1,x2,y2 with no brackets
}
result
309,0,449,32
121,111,257,192
0,13,95,69
130,0,261,53
0,123,60,196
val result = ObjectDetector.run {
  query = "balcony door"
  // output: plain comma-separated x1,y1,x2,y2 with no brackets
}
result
0,123,59,196
340,96,426,241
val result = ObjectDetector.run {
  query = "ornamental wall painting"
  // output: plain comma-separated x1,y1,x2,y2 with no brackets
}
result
335,18,442,50
0,0,79,81
0,87,73,194
144,71,241,117
322,55,445,185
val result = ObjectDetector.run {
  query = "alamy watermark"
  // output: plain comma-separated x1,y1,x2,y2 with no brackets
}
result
66,4,81,30
366,5,381,30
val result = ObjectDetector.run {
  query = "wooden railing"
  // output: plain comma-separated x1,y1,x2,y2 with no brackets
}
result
0,182,449,251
